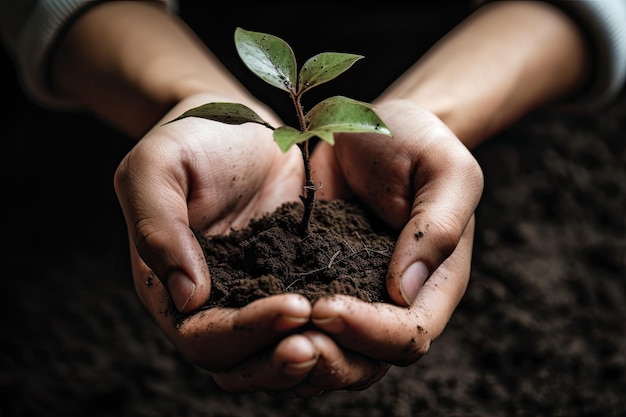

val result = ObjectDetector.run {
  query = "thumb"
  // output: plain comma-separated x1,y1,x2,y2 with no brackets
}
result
386,213,471,306
386,156,483,307
133,218,211,313
114,159,211,314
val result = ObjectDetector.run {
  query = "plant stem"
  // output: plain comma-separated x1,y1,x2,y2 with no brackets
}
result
293,92,315,236
298,141,315,236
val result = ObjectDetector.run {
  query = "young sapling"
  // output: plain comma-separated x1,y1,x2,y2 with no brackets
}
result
164,27,393,236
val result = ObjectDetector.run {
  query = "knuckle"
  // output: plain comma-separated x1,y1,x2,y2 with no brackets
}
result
427,218,462,260
455,152,484,197
134,218,162,255
113,155,133,192
464,156,485,195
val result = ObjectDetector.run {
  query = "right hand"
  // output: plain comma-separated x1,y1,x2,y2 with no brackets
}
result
305,99,483,391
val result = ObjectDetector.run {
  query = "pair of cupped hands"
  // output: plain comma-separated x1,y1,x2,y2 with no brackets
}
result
114,94,483,398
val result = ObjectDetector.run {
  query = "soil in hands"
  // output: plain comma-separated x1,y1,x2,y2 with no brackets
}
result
195,199,398,309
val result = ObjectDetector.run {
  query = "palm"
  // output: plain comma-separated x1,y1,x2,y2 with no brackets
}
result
115,109,318,390
173,120,304,236
308,100,482,385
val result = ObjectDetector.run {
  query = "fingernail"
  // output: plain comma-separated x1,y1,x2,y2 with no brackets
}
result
168,270,195,311
283,358,317,376
400,262,429,305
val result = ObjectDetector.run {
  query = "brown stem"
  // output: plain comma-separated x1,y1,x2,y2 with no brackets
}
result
293,92,315,236
298,141,315,236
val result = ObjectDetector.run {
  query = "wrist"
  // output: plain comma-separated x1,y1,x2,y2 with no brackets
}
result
49,1,257,139
378,1,589,149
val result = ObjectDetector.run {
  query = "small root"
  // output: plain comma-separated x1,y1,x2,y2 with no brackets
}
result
292,245,391,278
285,277,304,290
327,250,341,269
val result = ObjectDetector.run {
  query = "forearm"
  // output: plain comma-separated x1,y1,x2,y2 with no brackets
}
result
49,1,253,139
378,1,589,149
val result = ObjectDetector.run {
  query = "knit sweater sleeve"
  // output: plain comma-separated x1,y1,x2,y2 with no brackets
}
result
0,0,178,109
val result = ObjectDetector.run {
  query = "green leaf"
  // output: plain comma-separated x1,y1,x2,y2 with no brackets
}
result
306,96,393,144
234,27,297,93
273,126,313,152
162,102,274,129
273,96,391,151
298,52,363,95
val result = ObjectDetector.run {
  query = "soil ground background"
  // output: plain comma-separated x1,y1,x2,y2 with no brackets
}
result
1,3,624,416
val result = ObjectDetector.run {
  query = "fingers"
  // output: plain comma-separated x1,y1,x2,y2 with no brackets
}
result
313,297,430,366
213,330,390,396
385,140,482,306
139,258,391,395
176,295,312,370
312,220,474,365
386,178,480,307
212,333,319,394
139,265,313,372
303,331,391,391
115,139,212,312
373,102,483,306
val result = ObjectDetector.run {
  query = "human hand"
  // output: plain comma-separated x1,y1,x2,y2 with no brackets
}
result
114,93,327,393
305,99,483,390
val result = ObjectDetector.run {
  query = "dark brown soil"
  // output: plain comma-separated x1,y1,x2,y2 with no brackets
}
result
197,199,396,309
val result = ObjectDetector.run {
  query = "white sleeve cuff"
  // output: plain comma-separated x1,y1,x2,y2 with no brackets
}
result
554,0,626,111
472,0,626,111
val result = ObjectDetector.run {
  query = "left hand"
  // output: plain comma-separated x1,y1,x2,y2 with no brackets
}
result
301,99,483,391
115,93,323,395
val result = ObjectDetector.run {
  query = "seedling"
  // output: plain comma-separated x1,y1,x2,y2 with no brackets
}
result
164,27,393,235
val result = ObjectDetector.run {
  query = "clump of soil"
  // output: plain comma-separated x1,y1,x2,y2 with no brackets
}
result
195,199,398,308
